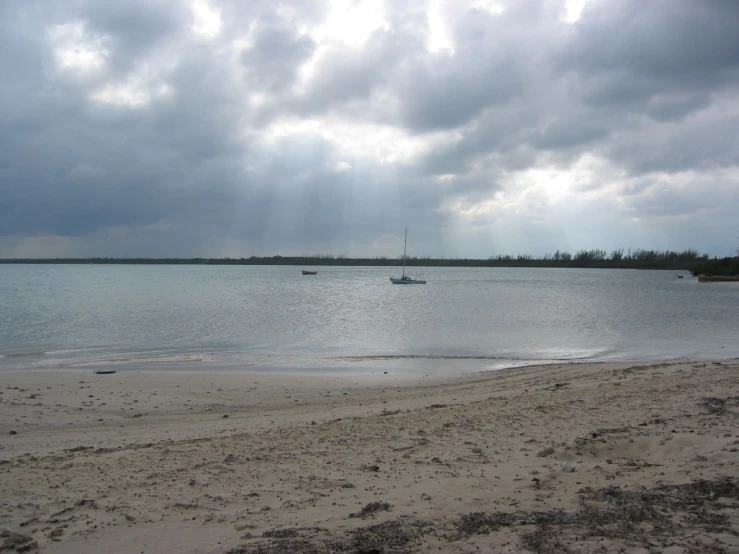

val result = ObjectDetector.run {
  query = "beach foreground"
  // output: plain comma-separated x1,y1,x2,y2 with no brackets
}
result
1,360,738,553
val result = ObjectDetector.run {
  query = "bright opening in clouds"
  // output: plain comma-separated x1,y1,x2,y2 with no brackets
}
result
190,0,222,38
1,0,738,258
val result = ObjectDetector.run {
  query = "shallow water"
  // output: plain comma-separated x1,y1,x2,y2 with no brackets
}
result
1,264,737,374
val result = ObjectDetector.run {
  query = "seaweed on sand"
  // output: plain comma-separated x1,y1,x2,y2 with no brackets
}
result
225,538,320,554
334,519,432,554
455,477,739,553
700,396,739,415
228,518,432,554
226,478,738,554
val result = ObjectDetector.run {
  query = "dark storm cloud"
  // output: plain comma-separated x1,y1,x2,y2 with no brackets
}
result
621,176,738,221
241,18,316,92
0,5,50,119
556,0,739,127
528,117,610,151
607,112,739,175
0,3,252,239
83,0,190,72
292,5,531,131
405,0,739,187
395,8,529,132
643,92,712,123
0,0,738,257
563,0,739,82
289,25,418,120
398,53,523,132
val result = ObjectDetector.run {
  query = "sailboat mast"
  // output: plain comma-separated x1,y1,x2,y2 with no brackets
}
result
403,226,407,277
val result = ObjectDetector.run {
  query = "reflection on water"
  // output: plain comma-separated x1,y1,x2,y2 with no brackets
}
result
1,265,738,374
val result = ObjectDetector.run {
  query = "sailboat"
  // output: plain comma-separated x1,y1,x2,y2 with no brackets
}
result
390,227,426,284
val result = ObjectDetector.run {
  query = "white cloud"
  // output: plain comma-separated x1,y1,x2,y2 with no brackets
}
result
91,76,172,108
47,21,108,75
261,116,455,164
427,0,455,53
561,0,596,23
310,0,387,47
190,0,222,38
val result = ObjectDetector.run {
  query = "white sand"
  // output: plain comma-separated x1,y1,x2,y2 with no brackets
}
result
1,360,738,553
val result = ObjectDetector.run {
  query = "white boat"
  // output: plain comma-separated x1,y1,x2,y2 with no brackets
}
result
390,227,426,284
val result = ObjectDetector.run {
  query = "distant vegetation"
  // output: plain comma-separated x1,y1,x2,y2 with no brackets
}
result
690,257,739,278
688,236,739,278
0,248,720,271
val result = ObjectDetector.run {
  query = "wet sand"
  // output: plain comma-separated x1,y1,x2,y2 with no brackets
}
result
1,360,738,553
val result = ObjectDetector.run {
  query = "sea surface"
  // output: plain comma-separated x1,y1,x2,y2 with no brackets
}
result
1,264,738,376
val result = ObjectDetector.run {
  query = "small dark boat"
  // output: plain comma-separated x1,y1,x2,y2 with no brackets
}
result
302,270,318,275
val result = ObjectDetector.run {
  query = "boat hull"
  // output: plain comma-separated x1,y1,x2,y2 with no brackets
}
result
301,270,317,275
390,277,426,284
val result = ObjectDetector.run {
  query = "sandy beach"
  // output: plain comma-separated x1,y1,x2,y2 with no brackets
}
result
1,360,738,553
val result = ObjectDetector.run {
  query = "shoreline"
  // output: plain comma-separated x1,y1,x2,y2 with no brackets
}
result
697,274,739,282
2,360,738,553
3,349,738,376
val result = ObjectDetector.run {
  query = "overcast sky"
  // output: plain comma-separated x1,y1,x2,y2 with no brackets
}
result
1,0,738,258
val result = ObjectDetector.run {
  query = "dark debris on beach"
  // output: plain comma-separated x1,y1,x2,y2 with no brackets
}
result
332,519,432,553
349,501,391,519
456,477,739,553
226,538,321,554
0,529,38,553
226,518,432,554
226,477,739,554
700,396,739,416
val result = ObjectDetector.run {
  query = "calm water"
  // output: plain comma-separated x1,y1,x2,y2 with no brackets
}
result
1,265,738,375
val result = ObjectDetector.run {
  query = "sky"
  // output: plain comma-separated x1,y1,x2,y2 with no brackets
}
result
1,0,738,259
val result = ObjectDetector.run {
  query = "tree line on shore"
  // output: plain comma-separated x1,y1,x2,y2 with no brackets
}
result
691,256,739,277
3,248,736,272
